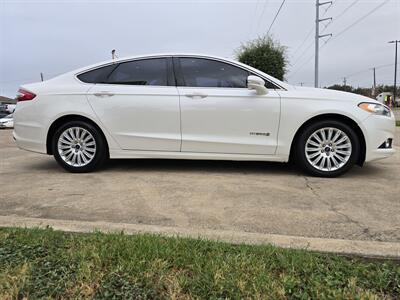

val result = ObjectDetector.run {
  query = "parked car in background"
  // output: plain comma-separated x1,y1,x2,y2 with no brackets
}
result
376,92,400,107
0,104,16,114
0,113,14,129
13,54,396,177
0,112,9,119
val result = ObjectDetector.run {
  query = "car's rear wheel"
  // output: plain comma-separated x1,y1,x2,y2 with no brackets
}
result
52,121,107,172
295,120,360,177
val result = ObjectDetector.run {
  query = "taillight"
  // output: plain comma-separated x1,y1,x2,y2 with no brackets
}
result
16,89,36,101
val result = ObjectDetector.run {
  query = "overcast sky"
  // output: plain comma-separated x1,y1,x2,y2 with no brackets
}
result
0,0,399,97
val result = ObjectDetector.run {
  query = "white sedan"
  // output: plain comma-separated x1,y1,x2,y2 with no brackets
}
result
13,54,396,177
0,113,14,129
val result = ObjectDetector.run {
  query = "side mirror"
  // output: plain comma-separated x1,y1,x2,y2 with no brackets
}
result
247,75,268,95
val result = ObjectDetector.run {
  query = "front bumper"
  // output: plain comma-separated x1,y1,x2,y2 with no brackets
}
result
361,113,396,162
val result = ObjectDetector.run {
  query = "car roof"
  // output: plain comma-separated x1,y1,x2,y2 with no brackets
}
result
82,53,243,67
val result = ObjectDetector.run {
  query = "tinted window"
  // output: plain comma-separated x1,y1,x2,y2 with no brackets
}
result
107,58,168,86
77,65,116,83
179,58,248,88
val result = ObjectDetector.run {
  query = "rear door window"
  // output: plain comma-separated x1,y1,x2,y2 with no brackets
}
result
107,58,168,86
77,65,116,83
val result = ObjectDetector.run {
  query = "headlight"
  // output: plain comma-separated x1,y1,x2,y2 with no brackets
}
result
358,102,391,117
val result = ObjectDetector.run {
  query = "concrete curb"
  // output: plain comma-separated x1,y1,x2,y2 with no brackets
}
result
0,215,399,259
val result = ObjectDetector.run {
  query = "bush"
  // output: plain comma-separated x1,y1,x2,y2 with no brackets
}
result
236,35,287,80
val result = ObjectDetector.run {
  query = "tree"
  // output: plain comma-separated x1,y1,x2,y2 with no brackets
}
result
236,36,287,81
326,84,353,93
325,84,396,99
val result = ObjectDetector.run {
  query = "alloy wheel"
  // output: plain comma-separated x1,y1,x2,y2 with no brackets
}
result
57,127,97,167
305,127,352,172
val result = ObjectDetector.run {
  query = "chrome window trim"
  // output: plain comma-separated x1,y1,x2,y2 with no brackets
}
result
74,54,286,91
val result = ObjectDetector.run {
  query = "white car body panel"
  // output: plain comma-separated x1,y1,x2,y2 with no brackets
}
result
87,84,181,151
178,86,280,154
275,87,396,161
12,53,395,166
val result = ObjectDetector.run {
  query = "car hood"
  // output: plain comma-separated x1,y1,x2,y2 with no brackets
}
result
290,86,380,105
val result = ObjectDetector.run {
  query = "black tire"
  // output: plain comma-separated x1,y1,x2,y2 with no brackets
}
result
52,120,108,173
294,120,360,177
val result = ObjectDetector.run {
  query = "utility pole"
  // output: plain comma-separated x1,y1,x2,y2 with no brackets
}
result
343,77,347,87
388,40,399,107
315,0,332,88
40,72,44,82
373,67,376,89
372,67,376,97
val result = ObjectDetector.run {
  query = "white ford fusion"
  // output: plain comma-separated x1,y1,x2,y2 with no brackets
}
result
13,54,395,176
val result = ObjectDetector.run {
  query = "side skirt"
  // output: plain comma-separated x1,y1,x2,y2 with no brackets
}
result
109,149,288,162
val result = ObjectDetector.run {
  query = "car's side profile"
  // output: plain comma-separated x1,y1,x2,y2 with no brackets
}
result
13,54,396,177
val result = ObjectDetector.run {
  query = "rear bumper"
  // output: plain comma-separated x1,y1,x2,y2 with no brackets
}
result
13,99,47,154
13,124,47,154
362,113,396,162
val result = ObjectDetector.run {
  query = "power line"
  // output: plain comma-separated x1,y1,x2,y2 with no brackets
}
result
290,0,391,81
306,0,390,71
320,19,333,34
376,63,399,70
323,63,399,86
291,0,336,70
291,0,334,60
255,0,269,34
266,0,286,35
291,4,333,66
349,63,398,78
331,0,390,41
291,25,315,58
321,0,334,16
291,40,314,67
247,0,260,38
321,35,332,48
342,64,395,80
288,52,315,79
289,37,331,79
333,0,359,22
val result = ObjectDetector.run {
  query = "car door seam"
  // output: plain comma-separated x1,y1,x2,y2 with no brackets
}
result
84,85,122,150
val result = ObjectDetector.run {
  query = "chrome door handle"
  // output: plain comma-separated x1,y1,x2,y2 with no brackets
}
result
93,91,114,97
185,93,208,99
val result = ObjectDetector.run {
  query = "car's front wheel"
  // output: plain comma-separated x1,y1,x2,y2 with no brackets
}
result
52,121,108,172
295,120,360,177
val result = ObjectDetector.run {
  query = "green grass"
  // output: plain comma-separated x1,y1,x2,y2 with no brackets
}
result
396,120,400,127
0,228,399,299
